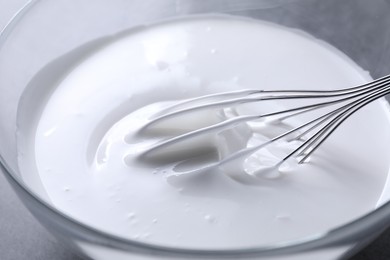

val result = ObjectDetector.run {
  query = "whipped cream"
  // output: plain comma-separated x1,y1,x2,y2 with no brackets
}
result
16,15,390,251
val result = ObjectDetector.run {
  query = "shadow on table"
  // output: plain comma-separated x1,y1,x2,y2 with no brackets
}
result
351,227,390,260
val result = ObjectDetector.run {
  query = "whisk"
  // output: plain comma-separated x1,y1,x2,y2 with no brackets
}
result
137,75,390,173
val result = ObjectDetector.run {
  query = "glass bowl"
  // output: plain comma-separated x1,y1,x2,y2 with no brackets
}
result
1,0,390,259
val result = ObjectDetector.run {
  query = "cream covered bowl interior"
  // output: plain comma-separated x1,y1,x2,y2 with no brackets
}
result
1,1,390,260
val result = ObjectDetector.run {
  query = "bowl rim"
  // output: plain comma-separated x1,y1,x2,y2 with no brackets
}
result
1,0,390,257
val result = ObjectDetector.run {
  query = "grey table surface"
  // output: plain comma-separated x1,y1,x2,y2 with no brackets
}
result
0,1,390,259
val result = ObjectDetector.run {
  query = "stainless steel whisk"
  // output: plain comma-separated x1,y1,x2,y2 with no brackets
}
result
137,75,390,172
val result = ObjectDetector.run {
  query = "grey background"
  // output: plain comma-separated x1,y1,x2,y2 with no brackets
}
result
0,1,389,259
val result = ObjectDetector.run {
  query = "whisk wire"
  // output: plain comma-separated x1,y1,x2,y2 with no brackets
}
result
294,83,390,163
139,75,390,171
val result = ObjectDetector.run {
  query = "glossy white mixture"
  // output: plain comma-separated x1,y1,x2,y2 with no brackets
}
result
17,16,390,250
